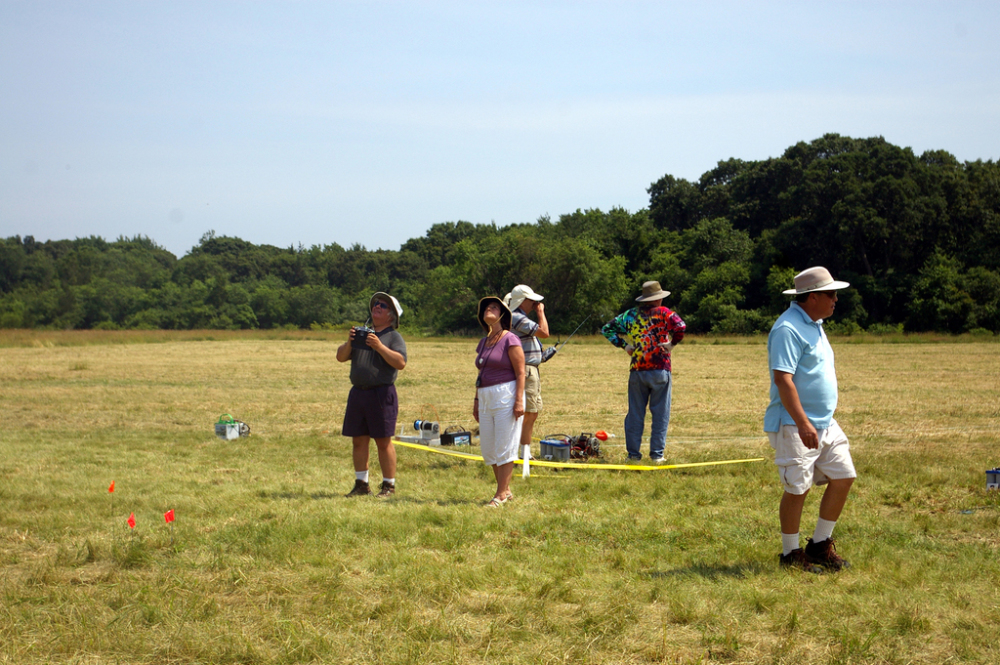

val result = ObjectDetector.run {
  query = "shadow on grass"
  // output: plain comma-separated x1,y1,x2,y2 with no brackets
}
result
258,490,481,506
642,561,765,580
259,491,338,500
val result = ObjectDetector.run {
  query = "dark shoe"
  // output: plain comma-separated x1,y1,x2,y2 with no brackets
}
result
376,481,395,498
779,548,823,574
806,537,850,571
345,480,372,497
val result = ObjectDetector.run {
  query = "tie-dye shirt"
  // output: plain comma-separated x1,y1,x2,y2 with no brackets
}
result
601,305,686,372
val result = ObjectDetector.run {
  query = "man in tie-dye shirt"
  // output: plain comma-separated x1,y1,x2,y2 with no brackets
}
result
601,281,686,462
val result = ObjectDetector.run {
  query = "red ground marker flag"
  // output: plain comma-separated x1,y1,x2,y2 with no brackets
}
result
127,513,136,529
108,481,115,493
165,509,175,545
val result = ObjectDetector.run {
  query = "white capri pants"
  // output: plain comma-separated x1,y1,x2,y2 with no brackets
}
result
477,380,523,466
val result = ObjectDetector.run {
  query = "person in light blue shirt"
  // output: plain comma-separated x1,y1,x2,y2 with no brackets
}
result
766,267,857,573
764,305,839,432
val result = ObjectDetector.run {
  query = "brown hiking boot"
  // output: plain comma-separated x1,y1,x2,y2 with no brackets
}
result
779,547,823,574
376,481,395,498
805,537,850,571
345,479,372,497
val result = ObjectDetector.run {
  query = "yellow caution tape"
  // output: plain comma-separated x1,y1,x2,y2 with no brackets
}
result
392,438,765,471
392,439,484,461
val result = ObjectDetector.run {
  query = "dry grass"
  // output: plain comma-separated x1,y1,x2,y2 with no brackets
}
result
0,330,998,664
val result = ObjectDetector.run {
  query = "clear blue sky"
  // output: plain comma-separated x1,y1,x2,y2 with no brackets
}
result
2,1,998,258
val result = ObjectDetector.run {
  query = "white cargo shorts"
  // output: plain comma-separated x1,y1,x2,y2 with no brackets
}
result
768,419,857,495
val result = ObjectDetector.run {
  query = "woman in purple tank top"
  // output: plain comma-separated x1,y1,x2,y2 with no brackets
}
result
472,296,525,507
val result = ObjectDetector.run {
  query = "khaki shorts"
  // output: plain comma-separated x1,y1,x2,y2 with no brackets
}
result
524,364,542,413
768,420,856,495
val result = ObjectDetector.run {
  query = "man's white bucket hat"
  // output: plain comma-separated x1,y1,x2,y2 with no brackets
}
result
370,292,403,325
507,284,544,311
782,267,850,295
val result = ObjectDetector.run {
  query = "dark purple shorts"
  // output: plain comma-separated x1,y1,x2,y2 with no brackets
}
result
342,384,398,439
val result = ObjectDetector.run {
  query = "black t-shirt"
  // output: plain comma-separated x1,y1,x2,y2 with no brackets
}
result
349,328,407,387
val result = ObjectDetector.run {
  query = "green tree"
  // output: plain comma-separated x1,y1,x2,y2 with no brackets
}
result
647,175,702,231
907,252,975,333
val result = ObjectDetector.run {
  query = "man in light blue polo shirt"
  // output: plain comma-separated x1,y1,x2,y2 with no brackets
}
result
766,267,857,573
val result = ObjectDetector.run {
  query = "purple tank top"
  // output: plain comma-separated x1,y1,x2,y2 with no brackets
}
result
475,332,522,388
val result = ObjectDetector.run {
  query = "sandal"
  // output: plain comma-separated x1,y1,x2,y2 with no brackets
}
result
486,496,506,507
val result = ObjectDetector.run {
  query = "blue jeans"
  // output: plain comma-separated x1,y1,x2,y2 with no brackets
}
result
624,370,672,460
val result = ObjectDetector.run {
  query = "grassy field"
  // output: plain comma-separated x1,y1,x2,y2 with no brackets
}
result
1,330,998,664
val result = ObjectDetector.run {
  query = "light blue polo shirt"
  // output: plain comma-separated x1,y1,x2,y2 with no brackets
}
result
764,302,838,432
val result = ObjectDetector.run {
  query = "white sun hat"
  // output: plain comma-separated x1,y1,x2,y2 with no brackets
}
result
782,267,851,295
370,292,403,325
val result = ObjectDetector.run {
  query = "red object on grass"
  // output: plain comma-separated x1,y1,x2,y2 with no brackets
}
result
595,431,609,441
164,509,175,523
127,513,136,529
108,481,115,493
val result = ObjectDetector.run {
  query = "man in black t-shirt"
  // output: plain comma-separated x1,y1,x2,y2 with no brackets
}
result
336,292,407,498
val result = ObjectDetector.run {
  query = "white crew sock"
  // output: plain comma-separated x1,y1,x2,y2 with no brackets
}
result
382,477,395,486
813,518,836,544
356,470,369,483
782,532,800,556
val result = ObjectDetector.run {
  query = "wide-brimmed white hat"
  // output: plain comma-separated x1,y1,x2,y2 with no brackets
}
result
370,292,403,325
477,296,512,331
507,284,544,311
635,280,671,302
782,267,850,295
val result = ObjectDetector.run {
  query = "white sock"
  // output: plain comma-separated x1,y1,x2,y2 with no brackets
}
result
813,518,836,544
782,532,800,556
382,477,395,486
356,470,369,483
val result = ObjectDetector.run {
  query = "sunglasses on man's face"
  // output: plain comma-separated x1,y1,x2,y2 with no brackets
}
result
372,301,390,310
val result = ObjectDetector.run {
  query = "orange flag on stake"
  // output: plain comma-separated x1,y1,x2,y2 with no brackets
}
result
127,513,136,529
108,481,115,493
164,508,176,545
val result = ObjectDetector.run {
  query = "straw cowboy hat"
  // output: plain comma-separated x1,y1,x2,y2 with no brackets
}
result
635,280,671,302
782,267,851,295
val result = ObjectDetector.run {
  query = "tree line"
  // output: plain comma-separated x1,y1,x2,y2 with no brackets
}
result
2,134,998,335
